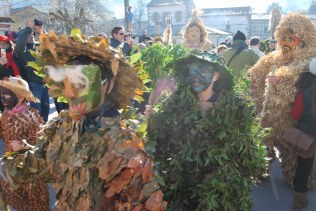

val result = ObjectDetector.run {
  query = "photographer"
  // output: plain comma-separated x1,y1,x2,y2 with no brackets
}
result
0,35,24,112
110,26,134,56
15,19,50,122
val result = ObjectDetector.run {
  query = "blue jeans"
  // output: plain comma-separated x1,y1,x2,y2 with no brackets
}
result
28,81,50,122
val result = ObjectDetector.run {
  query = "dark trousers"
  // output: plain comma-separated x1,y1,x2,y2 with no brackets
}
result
29,81,50,122
293,155,314,193
53,98,68,113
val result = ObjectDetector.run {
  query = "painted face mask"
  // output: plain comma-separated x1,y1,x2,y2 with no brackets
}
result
280,33,301,54
47,64,103,121
186,62,214,93
0,88,18,110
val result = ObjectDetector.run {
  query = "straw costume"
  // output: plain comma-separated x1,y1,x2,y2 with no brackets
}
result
0,77,50,210
182,10,213,51
0,30,166,210
249,13,316,187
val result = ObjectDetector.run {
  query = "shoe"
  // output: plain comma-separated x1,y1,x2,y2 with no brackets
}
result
293,192,308,211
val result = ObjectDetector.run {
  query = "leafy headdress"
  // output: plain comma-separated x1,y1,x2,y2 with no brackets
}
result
33,29,143,109
172,51,233,95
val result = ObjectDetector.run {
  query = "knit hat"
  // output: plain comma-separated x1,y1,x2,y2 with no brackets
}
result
233,30,246,41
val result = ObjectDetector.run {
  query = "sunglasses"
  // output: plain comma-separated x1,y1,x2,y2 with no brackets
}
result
117,32,125,36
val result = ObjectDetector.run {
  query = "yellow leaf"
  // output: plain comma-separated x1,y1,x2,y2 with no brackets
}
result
135,89,143,95
70,28,82,38
134,95,144,102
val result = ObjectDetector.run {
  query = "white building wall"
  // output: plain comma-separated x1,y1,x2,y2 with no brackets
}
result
202,14,250,37
147,5,187,26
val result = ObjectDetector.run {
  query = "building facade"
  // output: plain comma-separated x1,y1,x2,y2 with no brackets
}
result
201,7,251,37
146,0,195,35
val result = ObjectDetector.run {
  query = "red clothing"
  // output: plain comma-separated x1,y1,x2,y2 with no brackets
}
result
5,51,20,76
291,91,303,120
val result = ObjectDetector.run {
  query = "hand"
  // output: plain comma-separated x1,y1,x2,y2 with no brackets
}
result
0,57,7,66
36,25,44,34
27,19,35,29
267,75,278,86
126,36,134,47
10,140,22,151
144,105,155,118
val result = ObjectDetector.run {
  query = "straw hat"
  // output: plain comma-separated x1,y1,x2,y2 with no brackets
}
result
0,77,39,102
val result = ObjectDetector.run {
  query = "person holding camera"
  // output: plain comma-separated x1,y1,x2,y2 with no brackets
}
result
110,26,134,56
0,35,24,112
15,19,50,122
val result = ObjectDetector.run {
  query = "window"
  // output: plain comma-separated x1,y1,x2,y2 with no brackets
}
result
152,12,160,22
163,12,171,25
175,11,183,22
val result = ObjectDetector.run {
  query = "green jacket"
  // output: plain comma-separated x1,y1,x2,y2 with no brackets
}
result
222,40,259,77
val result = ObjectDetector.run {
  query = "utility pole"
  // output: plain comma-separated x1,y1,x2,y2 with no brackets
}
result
124,0,129,31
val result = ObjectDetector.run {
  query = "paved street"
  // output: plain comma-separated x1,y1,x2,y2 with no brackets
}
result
1,99,315,210
252,160,316,211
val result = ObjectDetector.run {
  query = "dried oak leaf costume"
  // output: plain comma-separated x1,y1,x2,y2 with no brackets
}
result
0,31,166,210
249,13,316,187
148,54,267,210
0,77,50,210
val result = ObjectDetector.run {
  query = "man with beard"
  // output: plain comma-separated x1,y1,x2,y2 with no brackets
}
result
0,30,166,211
249,13,316,197
0,76,50,210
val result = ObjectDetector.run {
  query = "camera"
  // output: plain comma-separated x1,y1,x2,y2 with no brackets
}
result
34,19,43,26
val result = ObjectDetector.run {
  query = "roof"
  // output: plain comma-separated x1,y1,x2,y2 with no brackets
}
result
147,0,186,7
0,17,14,23
202,6,252,15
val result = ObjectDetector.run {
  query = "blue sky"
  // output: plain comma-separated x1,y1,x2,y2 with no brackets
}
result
109,0,313,18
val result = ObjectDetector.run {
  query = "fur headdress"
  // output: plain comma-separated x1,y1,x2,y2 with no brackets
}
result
275,13,316,48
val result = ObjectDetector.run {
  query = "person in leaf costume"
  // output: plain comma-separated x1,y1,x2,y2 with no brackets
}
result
148,53,267,210
249,13,316,188
0,30,166,210
0,76,50,210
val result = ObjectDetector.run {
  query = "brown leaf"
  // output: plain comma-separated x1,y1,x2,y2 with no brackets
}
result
128,153,145,169
105,168,134,198
145,190,164,211
131,204,143,211
142,158,154,183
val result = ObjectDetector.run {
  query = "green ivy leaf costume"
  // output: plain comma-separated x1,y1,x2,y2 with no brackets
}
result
148,54,268,210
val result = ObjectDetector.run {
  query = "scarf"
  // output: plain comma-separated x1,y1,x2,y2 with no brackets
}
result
8,103,28,115
5,51,20,76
